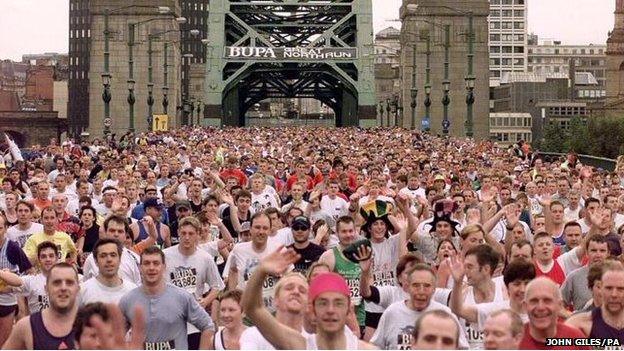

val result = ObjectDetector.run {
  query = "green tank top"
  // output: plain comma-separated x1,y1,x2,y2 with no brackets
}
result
332,246,365,326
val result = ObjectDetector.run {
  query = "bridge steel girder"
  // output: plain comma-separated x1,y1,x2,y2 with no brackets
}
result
203,0,377,127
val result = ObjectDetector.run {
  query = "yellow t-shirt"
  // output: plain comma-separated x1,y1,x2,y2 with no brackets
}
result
23,231,77,262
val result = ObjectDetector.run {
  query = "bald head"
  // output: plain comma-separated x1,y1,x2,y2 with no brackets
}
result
523,277,561,333
524,277,561,302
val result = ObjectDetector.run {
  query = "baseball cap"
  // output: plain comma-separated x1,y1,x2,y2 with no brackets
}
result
175,200,191,211
291,216,311,230
434,174,445,182
309,272,350,302
0,164,5,170
144,198,163,210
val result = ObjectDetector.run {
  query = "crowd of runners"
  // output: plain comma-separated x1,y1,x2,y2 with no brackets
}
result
0,126,624,350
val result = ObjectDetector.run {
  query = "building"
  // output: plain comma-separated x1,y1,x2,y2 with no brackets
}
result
0,60,29,98
400,0,490,138
488,0,528,83
375,27,401,65
180,0,209,123
604,0,624,117
489,112,532,144
535,101,589,130
491,72,570,141
527,37,606,91
73,0,184,138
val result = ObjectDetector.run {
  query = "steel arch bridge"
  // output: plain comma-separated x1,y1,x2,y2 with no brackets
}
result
203,0,377,127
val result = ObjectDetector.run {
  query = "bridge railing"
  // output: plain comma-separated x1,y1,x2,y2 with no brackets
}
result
538,152,617,171
246,117,335,127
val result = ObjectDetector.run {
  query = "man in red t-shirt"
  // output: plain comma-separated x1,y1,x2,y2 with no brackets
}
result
520,277,589,350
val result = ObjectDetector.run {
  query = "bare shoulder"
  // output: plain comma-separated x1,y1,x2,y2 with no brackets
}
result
3,315,33,350
359,340,378,350
565,311,592,335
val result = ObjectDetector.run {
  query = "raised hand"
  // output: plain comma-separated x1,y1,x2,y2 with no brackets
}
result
449,256,465,283
354,244,373,272
259,246,300,276
90,304,146,350
504,204,520,228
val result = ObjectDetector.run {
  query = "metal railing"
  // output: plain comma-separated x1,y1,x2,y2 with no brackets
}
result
246,118,335,127
538,152,616,171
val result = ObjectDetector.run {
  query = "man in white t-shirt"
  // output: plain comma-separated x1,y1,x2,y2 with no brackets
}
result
320,180,350,221
250,174,279,213
82,215,141,285
6,201,43,248
371,264,468,350
226,212,284,310
80,238,137,305
18,241,58,314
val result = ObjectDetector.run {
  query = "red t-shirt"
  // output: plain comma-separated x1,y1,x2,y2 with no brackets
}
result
520,322,590,350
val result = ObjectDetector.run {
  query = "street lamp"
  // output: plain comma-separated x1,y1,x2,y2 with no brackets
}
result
196,100,202,126
162,86,169,115
379,101,384,127
386,98,391,127
147,83,154,130
465,76,475,138
127,79,136,132
102,5,173,135
182,53,194,126
101,73,112,135
423,83,431,132
442,25,451,136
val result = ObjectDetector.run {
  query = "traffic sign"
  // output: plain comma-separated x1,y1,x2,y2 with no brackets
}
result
103,118,112,127
442,119,450,129
421,118,430,129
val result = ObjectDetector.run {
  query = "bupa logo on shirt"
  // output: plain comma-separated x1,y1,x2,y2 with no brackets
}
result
397,325,415,350
170,267,198,289
144,340,175,350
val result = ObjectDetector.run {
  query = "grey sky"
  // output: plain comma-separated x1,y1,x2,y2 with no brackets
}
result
0,0,616,61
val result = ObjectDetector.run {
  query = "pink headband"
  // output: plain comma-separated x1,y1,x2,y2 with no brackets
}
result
309,272,350,302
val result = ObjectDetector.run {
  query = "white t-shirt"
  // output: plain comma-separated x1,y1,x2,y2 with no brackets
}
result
371,300,468,350
83,248,142,285
475,300,529,330
320,195,349,221
460,279,508,349
163,246,225,298
227,240,284,310
80,277,137,305
367,234,401,313
7,223,44,248
239,326,311,350
251,186,279,213
19,273,48,313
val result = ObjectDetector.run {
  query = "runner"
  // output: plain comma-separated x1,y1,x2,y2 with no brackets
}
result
210,290,246,350
411,310,461,350
3,263,79,349
118,246,215,349
483,309,525,350
18,242,58,314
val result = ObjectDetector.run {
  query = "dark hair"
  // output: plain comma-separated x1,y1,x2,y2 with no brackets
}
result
73,302,110,341
396,253,424,287
37,241,59,259
336,216,355,232
47,262,79,284
235,190,252,201
503,259,536,286
202,194,219,207
219,289,244,308
585,197,600,208
140,245,165,264
93,238,123,259
103,215,131,235
563,221,582,233
250,211,271,228
465,244,500,275
79,205,97,218
412,310,459,348
585,234,609,251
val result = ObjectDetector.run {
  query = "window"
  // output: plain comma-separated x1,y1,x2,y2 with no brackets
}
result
502,22,512,29
514,10,524,17
514,22,524,29
581,49,586,54
514,46,524,53
590,49,594,54
502,46,512,53
502,10,513,17
490,58,501,65
490,10,501,17
513,34,524,41
490,34,501,41
490,22,501,29
490,46,501,53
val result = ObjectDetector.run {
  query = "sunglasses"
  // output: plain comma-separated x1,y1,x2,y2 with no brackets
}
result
292,224,310,231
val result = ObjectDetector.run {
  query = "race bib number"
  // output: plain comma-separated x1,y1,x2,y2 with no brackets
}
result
346,278,361,305
37,295,50,311
373,270,396,287
466,322,484,348
170,267,198,294
145,340,175,350
262,275,277,311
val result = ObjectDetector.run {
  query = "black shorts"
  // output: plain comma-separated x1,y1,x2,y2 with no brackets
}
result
365,311,383,328
0,305,17,318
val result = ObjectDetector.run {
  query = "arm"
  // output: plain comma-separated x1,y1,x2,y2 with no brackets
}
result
318,248,336,271
2,316,29,349
240,246,306,350
448,257,479,323
227,264,239,291
0,270,23,287
357,246,374,300
199,329,214,349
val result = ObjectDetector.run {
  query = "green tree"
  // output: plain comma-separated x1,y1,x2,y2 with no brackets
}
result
564,116,590,154
541,121,566,153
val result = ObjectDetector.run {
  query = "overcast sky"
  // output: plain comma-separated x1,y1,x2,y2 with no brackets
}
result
0,0,616,61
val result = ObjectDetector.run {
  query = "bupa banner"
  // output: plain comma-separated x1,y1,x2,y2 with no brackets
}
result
224,46,358,60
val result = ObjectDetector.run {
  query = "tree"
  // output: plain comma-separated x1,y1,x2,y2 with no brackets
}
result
541,121,566,153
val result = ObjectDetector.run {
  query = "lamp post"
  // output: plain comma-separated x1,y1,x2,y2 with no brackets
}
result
385,98,391,127
182,53,194,126
441,25,451,136
379,101,384,127
101,73,112,135
162,42,169,115
196,100,202,126
147,35,155,131
410,42,418,130
423,32,432,133
465,12,475,138
394,95,402,127
127,79,136,132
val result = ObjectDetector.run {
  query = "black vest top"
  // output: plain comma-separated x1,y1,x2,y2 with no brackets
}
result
589,307,624,344
30,311,76,350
